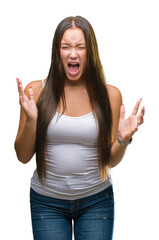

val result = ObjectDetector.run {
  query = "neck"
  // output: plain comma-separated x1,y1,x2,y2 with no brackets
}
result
65,78,86,88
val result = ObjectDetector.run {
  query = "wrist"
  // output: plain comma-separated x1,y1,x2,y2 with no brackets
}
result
117,133,132,146
25,118,37,126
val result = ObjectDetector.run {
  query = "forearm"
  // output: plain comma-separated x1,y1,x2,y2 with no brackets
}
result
14,120,37,163
109,140,128,168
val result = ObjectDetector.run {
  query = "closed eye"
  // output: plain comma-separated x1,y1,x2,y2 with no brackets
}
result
61,46,69,50
78,46,86,49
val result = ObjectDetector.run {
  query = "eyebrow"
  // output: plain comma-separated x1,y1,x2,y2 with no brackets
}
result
60,42,86,46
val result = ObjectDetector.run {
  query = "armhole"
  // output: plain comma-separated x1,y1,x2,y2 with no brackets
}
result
42,79,45,88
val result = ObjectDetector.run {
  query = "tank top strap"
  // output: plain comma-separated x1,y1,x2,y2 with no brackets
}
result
41,79,45,88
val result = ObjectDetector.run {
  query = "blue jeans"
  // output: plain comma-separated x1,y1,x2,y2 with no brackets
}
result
30,185,114,240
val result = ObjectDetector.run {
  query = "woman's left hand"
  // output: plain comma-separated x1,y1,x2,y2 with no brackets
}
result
118,98,145,142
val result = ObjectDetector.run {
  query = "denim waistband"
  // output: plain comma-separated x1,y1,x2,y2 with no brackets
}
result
30,184,113,204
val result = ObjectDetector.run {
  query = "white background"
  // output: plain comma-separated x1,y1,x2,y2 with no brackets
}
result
0,0,159,239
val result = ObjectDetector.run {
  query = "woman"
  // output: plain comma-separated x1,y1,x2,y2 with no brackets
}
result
15,16,145,240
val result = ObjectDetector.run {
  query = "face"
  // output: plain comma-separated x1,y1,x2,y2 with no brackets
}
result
60,27,87,83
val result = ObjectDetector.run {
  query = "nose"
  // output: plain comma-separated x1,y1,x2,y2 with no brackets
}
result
70,48,77,58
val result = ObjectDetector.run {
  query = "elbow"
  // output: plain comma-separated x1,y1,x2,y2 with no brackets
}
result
14,141,31,164
108,160,116,168
109,162,118,168
109,156,123,168
108,156,120,168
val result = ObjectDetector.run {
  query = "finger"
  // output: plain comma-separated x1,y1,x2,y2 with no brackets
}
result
134,126,139,134
28,86,35,101
141,106,145,117
19,95,22,105
16,78,19,84
132,98,142,116
137,112,144,127
16,78,20,90
120,104,125,119
131,124,139,135
18,80,25,97
16,78,21,89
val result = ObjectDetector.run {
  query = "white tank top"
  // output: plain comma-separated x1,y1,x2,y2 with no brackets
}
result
30,80,112,200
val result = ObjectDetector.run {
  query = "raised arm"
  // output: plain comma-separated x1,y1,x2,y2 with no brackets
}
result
107,84,145,168
14,78,42,164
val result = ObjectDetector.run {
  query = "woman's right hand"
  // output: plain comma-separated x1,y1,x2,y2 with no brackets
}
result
16,78,38,122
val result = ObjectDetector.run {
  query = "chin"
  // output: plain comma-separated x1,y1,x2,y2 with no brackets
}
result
66,73,84,82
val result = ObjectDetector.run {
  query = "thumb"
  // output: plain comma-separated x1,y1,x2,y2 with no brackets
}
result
120,104,125,119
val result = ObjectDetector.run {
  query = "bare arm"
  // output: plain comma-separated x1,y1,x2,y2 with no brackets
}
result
14,79,42,163
109,139,128,168
107,85,145,168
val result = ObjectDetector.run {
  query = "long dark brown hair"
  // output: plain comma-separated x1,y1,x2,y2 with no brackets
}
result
35,16,112,182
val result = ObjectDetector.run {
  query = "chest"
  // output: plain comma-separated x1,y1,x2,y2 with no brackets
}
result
57,87,93,116
47,112,98,146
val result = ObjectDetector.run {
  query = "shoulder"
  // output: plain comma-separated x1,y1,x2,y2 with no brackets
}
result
106,84,122,101
24,79,45,103
106,84,122,106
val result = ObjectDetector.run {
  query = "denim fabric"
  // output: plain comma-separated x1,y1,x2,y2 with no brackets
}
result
30,185,114,240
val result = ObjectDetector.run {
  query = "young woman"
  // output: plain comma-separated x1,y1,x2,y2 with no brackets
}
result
15,16,145,240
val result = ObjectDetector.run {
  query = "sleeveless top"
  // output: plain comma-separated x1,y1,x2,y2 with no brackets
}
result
30,79,112,200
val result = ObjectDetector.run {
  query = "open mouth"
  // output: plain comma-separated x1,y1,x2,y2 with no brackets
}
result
68,63,80,74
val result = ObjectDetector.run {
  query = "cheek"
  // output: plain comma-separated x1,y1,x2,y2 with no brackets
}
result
82,54,87,73
82,50,87,61
60,58,67,71
81,53,87,66
60,51,67,64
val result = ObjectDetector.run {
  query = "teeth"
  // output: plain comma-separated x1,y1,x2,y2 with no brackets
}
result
69,63,79,65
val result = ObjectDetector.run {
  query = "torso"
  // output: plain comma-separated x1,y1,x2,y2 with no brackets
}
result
29,78,121,199
31,78,121,142
56,84,93,117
